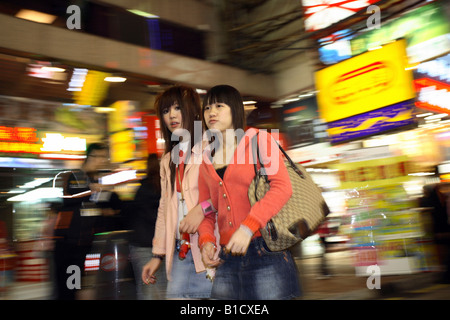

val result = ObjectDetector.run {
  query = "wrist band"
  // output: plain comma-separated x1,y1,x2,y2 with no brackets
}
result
239,224,254,237
200,242,217,250
153,254,165,260
200,200,216,216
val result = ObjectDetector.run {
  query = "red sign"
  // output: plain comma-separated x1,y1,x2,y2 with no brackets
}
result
0,126,38,142
144,115,164,158
0,126,42,154
100,254,126,272
302,0,382,32
414,77,450,114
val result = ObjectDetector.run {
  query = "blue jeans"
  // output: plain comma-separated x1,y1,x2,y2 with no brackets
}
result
212,237,301,300
129,245,167,300
166,249,213,299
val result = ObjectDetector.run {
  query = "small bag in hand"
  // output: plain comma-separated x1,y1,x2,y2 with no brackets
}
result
248,133,329,251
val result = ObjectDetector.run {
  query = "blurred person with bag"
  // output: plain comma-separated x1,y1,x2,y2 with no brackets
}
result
53,142,122,300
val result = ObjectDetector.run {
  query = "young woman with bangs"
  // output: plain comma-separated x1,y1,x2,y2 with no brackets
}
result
141,85,219,299
195,84,301,300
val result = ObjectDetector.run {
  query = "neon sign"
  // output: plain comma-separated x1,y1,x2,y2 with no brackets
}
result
41,133,86,152
302,0,382,32
0,126,42,154
0,126,38,143
326,100,415,145
0,126,87,158
414,53,450,114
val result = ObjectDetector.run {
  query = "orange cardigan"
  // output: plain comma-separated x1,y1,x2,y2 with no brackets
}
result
197,128,292,247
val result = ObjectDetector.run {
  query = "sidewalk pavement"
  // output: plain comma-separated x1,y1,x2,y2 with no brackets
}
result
1,250,448,300
296,251,447,300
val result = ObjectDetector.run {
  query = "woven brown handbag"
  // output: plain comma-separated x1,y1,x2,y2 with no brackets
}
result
248,133,330,251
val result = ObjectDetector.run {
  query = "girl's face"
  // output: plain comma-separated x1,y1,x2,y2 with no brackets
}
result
204,102,233,132
162,103,183,133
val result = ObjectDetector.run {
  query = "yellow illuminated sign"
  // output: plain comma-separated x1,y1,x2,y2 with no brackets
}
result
110,130,134,163
108,101,136,163
332,155,416,189
0,126,89,157
0,141,42,153
73,70,110,106
0,126,41,154
315,40,416,123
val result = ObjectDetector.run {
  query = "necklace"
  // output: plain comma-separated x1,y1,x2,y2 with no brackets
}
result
177,164,184,203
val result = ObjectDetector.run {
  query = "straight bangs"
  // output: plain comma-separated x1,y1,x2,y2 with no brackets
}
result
156,88,181,120
202,85,246,131
154,85,202,193
155,85,202,153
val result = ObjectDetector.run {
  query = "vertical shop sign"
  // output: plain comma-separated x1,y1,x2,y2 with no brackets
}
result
144,115,164,158
108,101,136,163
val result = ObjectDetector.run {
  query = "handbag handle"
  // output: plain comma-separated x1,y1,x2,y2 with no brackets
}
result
251,132,305,180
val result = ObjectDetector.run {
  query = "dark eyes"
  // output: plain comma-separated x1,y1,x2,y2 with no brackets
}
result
204,103,223,110
162,105,181,114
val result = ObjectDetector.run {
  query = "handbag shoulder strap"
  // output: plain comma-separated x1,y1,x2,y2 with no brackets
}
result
251,131,305,179
251,133,269,183
277,142,305,178
251,133,260,175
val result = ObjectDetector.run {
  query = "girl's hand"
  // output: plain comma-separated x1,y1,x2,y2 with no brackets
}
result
201,242,221,268
141,257,162,285
225,225,253,255
179,204,204,234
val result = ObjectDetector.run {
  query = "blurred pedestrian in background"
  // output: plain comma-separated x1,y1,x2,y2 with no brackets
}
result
126,153,166,299
316,219,332,279
420,167,450,284
141,85,218,299
53,142,122,300
196,84,301,300
34,202,60,299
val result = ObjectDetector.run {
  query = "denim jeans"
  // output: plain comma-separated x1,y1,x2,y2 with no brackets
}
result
166,249,213,299
212,237,301,300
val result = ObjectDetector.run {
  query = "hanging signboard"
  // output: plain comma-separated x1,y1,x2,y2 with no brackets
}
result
350,2,450,63
414,53,450,114
315,40,415,124
326,100,416,145
301,0,382,32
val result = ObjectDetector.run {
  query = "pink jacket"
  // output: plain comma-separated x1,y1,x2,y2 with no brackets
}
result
152,150,219,280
